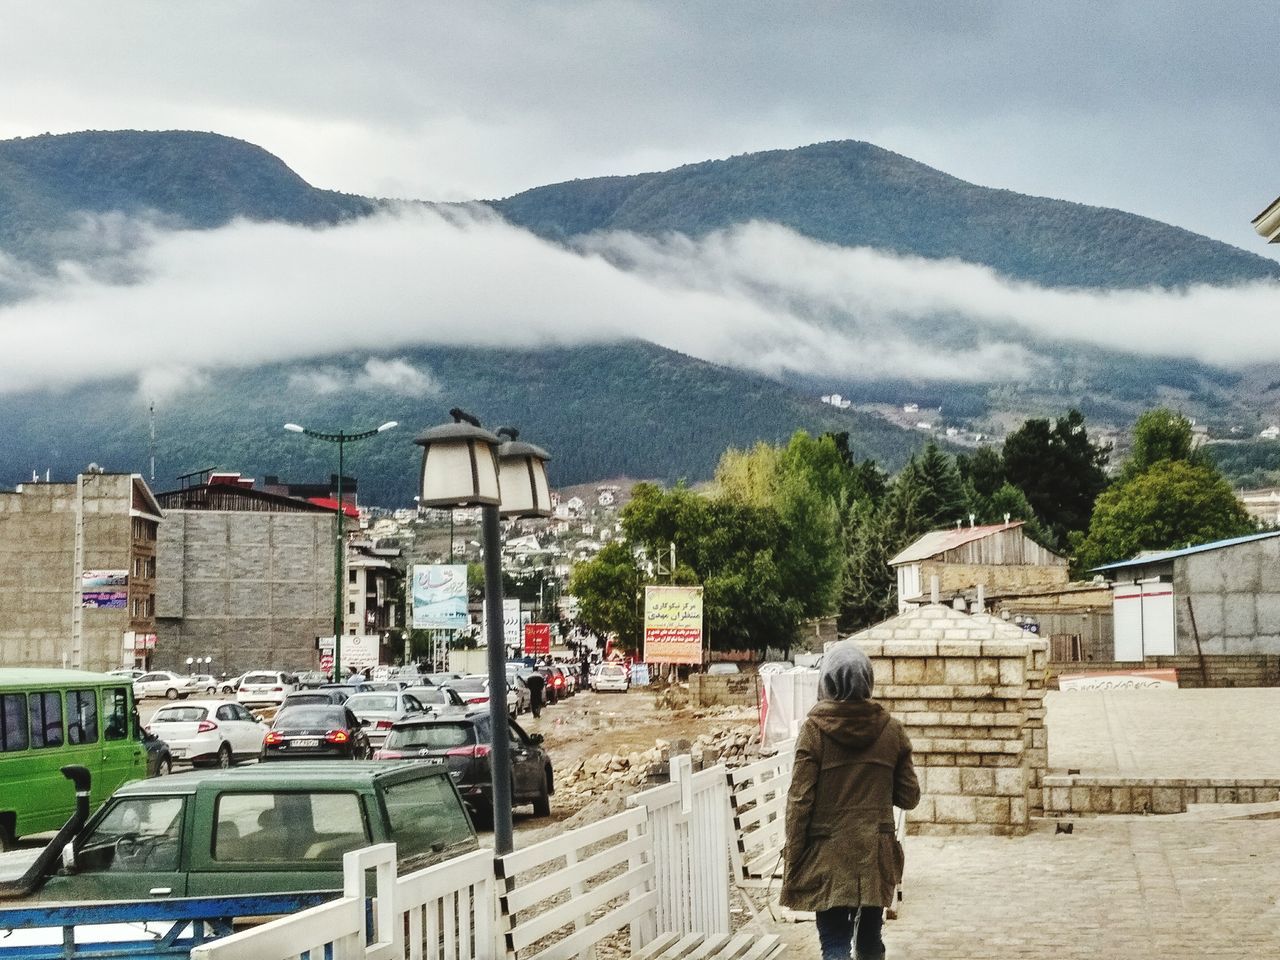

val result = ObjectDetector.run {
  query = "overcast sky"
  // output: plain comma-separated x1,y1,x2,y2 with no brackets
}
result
2,1,1277,256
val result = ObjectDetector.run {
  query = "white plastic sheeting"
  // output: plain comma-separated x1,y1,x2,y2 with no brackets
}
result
759,667,820,748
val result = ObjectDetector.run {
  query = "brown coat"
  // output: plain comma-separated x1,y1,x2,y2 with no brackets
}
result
779,699,920,911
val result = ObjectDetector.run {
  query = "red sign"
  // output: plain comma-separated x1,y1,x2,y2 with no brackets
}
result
524,623,552,655
319,653,334,672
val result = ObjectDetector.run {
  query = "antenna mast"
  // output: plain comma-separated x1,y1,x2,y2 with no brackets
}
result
149,401,156,483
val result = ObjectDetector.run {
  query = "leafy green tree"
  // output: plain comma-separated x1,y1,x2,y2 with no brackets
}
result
894,442,968,529
838,498,902,631
1072,460,1255,572
1002,410,1110,549
956,446,1005,501
567,541,642,651
1123,408,1200,478
714,441,781,507
983,482,1051,545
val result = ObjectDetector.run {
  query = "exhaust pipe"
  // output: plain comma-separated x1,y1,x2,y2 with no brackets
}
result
0,766,92,899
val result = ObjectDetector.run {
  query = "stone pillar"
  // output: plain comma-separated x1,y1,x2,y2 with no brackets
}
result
848,605,1048,836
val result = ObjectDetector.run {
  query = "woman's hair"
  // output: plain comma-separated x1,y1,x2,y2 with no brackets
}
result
819,642,875,701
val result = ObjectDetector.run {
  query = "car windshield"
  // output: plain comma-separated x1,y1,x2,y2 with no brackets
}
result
450,678,486,692
275,707,344,728
243,673,279,684
284,694,333,706
406,688,450,704
387,723,476,750
601,665,626,676
347,694,399,712
152,706,209,722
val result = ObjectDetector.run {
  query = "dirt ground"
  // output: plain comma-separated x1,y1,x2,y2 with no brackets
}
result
512,686,758,835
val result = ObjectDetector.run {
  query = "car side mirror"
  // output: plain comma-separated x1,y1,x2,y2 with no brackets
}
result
530,733,544,745
60,842,78,874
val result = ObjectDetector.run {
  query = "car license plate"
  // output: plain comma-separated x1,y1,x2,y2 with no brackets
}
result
292,738,320,748
171,748,186,758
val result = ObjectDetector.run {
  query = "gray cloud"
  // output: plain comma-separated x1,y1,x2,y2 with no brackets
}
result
287,358,441,397
0,208,1276,399
0,2,1275,257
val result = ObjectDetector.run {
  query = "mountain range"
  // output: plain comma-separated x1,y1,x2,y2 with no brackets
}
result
1,129,1277,500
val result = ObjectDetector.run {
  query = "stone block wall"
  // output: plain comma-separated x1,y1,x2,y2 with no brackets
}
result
850,609,1048,836
1048,655,1280,688
1043,775,1280,815
690,672,760,708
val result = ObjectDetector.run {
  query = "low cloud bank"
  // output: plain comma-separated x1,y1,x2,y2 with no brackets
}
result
0,204,1274,397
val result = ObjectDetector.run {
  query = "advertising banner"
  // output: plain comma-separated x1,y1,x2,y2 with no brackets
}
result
524,623,552,655
1058,668,1179,691
411,564,469,630
83,591,127,609
339,634,381,672
643,585,704,665
83,570,128,589
481,598,524,648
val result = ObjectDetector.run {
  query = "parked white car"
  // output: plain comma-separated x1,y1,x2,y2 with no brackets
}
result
344,691,428,748
108,668,146,682
189,674,220,694
236,671,298,706
145,700,267,767
133,671,201,700
591,663,630,693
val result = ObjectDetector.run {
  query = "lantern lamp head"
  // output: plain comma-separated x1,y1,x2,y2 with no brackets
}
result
414,409,502,508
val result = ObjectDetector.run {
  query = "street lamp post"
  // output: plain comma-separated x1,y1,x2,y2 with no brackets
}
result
284,420,397,679
415,410,550,854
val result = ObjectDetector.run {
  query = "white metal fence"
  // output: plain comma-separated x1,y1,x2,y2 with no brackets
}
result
190,845,496,960
626,756,732,936
190,758,756,960
725,749,795,888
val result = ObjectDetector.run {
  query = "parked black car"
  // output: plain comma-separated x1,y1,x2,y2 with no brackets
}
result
260,705,372,761
375,710,552,822
142,729,173,777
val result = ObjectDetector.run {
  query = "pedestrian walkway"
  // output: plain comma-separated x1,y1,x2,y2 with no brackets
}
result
776,806,1280,958
774,688,1280,957
1047,688,1280,778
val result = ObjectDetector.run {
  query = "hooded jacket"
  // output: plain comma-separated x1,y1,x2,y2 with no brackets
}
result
779,645,920,912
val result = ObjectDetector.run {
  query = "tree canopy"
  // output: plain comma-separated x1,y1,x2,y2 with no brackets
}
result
1072,460,1255,571
1001,410,1110,549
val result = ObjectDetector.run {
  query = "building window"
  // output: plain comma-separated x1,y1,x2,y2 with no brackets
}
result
348,601,356,615
349,569,358,584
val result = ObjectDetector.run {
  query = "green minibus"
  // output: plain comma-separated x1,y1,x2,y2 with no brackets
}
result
0,669,147,850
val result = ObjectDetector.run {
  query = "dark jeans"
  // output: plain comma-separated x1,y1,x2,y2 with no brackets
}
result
815,906,884,960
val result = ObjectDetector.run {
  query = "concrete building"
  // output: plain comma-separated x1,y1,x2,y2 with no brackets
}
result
153,473,338,674
981,582,1116,663
1092,530,1280,660
0,472,162,672
1238,487,1280,527
889,521,1068,612
344,541,402,637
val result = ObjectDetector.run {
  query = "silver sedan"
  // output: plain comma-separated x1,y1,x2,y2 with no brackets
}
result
343,691,429,747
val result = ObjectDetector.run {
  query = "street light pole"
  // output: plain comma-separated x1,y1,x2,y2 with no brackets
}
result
415,412,551,855
284,420,397,679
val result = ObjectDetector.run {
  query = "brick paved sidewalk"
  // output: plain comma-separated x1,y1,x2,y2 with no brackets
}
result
772,808,1280,959
1047,689,1280,778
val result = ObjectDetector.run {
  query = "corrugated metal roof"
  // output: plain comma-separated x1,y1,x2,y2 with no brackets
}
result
1090,529,1280,573
889,522,1025,566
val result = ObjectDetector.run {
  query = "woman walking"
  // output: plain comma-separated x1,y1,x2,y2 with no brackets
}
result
780,643,920,960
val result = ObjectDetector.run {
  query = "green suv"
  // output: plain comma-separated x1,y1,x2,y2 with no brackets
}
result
38,761,476,901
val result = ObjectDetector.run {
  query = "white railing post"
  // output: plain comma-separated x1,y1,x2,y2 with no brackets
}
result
343,843,399,959
628,757,732,936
